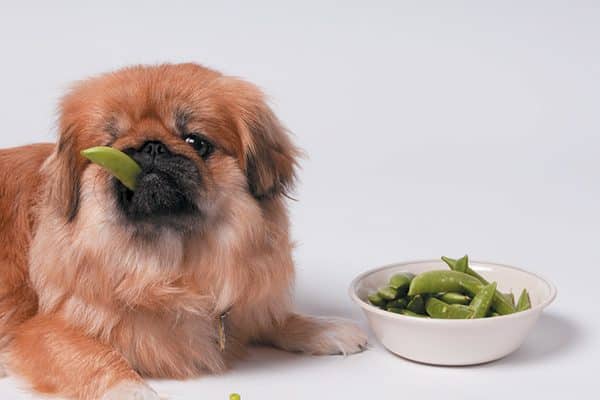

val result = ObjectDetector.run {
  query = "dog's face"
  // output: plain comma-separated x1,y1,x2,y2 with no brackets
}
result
47,64,298,235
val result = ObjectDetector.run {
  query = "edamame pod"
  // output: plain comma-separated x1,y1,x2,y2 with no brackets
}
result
378,286,399,300
387,298,408,309
408,270,481,296
368,293,386,307
438,292,471,305
386,306,405,314
441,256,457,269
469,282,497,318
81,146,141,190
399,309,428,318
442,255,516,308
454,255,469,273
388,272,415,296
408,270,515,314
425,297,473,319
517,289,531,311
406,295,425,314
507,292,516,307
441,255,489,284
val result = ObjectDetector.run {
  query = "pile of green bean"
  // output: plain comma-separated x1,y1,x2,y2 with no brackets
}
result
368,255,532,319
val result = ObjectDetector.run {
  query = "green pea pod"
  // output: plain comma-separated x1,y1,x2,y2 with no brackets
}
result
399,309,428,318
406,295,425,314
507,292,516,307
386,306,405,314
454,255,469,273
489,311,500,317
469,282,497,318
438,292,471,305
388,272,415,296
425,297,473,319
81,146,141,191
387,298,408,309
378,286,399,300
441,256,457,269
368,292,386,307
441,255,489,284
408,270,515,315
517,289,531,311
443,255,517,308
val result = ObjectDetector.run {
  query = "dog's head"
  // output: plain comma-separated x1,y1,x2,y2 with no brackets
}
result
46,64,299,235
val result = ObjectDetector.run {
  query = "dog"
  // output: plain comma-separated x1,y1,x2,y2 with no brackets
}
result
0,63,367,399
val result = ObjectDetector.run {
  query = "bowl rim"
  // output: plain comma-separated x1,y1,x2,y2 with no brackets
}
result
349,259,557,324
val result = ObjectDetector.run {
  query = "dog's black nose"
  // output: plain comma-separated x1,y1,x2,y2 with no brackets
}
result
140,141,168,159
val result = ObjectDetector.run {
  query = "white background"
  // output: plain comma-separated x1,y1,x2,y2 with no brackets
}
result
0,1,598,399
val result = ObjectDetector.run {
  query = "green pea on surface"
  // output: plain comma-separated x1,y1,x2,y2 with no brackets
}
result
80,146,141,191
229,394,241,400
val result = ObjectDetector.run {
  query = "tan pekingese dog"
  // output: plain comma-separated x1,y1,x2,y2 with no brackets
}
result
0,63,367,399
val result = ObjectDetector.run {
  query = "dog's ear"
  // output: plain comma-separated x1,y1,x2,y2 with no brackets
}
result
44,97,90,221
46,127,86,221
218,78,300,200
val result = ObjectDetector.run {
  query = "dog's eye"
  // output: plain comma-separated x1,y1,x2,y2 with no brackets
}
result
184,134,213,158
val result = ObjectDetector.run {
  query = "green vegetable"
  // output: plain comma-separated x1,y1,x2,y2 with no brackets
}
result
81,146,141,191
438,292,471,305
507,292,516,307
454,255,469,273
441,255,489,285
387,298,408,309
408,270,516,315
469,282,497,318
517,289,531,311
368,292,386,307
443,255,516,307
406,295,425,314
378,286,399,300
388,272,415,296
230,394,241,400
425,297,473,319
441,256,457,269
386,306,405,314
399,309,429,318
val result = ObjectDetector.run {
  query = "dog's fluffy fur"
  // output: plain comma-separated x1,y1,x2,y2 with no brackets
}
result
0,64,366,399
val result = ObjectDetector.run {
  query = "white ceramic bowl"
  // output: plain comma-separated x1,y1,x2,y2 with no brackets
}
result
349,259,557,366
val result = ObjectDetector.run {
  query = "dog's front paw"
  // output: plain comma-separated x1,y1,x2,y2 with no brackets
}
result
102,381,161,400
311,317,368,355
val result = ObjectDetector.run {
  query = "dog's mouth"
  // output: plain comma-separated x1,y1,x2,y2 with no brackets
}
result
114,168,201,230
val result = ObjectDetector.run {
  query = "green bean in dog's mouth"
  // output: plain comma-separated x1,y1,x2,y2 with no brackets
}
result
367,254,532,319
80,146,141,191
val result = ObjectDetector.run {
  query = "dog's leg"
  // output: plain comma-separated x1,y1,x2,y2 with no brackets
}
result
264,313,368,355
7,314,158,400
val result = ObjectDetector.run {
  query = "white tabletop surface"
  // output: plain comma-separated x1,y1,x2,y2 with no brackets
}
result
0,1,598,399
